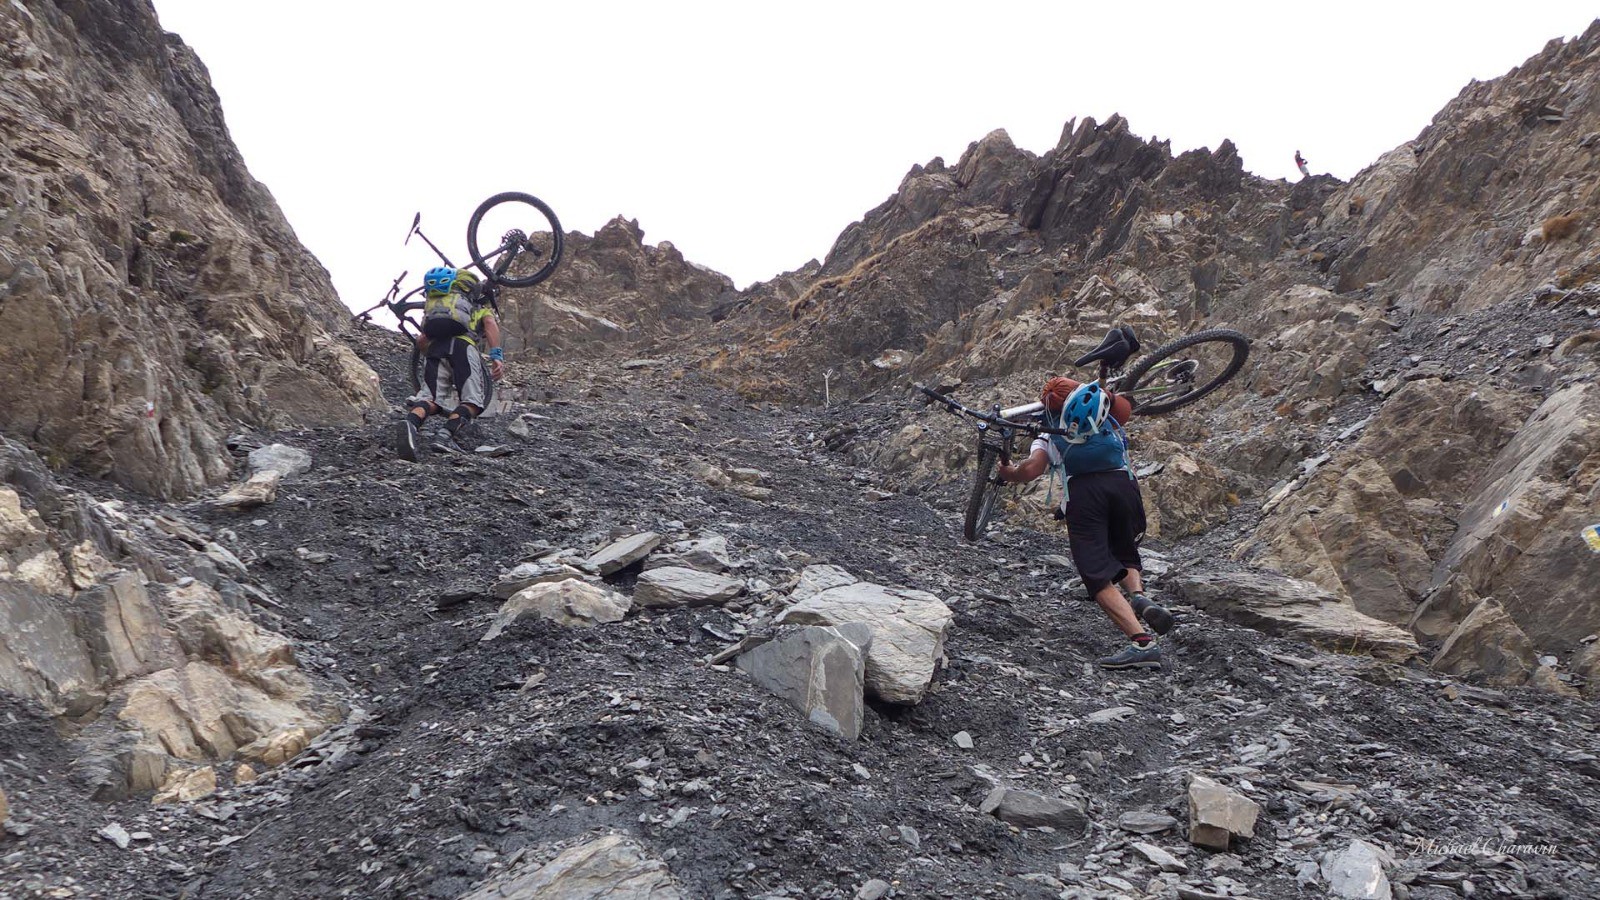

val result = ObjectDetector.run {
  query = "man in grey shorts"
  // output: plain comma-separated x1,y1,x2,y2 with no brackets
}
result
398,267,504,460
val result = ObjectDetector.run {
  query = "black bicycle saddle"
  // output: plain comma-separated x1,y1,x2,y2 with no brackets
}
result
1074,326,1140,368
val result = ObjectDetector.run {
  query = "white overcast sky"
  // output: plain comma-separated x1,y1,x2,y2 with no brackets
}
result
149,1,1596,309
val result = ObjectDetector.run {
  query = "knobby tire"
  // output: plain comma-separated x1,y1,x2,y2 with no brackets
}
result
467,192,564,288
963,444,1004,542
1118,328,1251,416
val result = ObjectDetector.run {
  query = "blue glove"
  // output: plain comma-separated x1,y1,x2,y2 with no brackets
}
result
488,347,504,362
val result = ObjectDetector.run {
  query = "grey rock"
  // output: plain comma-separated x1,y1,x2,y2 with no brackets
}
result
856,879,892,900
1322,839,1393,899
789,564,858,602
1186,775,1260,850
1085,706,1135,724
635,566,745,608
736,623,872,740
979,787,1087,831
645,535,735,573
483,579,632,638
1118,811,1179,834
1167,571,1418,663
1132,842,1188,873
98,823,131,849
777,580,953,704
583,532,662,576
247,444,312,479
953,731,974,750
491,561,590,599
456,832,682,899
213,470,282,509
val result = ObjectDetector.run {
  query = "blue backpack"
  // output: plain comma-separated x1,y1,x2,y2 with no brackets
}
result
1043,411,1132,509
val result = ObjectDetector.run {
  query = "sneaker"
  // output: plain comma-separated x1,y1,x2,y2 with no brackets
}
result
396,420,422,461
1129,593,1175,636
445,417,473,451
1098,641,1163,670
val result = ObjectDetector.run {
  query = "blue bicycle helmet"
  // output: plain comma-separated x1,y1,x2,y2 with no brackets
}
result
1060,382,1111,443
424,266,457,295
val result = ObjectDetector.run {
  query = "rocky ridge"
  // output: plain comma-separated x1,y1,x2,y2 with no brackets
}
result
0,0,381,499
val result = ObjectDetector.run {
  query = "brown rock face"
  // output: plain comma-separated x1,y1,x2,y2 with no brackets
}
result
0,0,380,498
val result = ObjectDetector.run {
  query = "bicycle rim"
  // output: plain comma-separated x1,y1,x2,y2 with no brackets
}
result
409,345,424,393
963,444,1004,542
1118,328,1250,416
467,192,564,288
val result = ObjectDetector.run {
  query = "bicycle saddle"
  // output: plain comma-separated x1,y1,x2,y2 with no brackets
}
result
1074,325,1141,368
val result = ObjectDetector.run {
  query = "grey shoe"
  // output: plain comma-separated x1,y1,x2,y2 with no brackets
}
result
396,420,422,462
1098,641,1163,670
1130,593,1175,636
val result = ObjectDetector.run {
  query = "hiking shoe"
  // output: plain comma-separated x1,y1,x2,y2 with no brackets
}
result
1129,593,1175,636
396,420,422,462
445,417,474,451
1098,641,1163,670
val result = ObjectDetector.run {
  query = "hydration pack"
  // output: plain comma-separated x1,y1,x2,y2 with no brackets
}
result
1048,418,1130,477
422,290,476,340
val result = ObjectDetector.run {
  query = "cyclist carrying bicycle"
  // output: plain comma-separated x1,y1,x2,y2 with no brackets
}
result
397,266,504,460
996,330,1176,670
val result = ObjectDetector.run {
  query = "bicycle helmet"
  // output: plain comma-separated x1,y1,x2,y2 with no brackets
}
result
424,266,457,295
1060,382,1111,443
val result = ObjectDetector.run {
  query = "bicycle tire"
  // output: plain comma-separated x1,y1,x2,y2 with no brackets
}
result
963,443,1005,542
467,192,564,288
1117,328,1251,416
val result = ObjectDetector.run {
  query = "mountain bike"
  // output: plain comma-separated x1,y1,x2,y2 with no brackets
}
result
352,192,564,398
919,326,1250,541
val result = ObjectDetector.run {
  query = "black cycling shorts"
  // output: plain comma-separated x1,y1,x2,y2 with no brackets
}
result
1063,470,1146,595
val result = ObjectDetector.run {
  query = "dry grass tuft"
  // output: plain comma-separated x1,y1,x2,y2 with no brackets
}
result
1542,212,1580,242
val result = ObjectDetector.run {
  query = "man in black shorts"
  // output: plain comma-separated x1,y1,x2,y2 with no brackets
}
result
997,372,1175,670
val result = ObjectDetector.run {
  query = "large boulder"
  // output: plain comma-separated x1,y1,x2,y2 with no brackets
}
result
776,579,953,704
1167,570,1419,662
736,624,873,740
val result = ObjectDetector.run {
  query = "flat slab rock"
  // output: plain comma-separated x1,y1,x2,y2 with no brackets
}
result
737,623,873,740
634,566,744,608
483,579,632,638
979,786,1087,831
583,532,662,576
1168,570,1419,663
456,832,682,899
776,579,953,704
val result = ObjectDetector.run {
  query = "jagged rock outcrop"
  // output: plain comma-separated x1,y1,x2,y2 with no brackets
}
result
0,0,382,498
496,216,736,358
0,436,338,798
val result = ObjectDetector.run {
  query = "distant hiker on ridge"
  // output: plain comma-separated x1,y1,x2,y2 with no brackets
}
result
995,328,1176,670
396,266,504,460
1295,150,1310,178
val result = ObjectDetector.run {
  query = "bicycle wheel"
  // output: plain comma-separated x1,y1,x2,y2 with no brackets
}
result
963,443,1006,542
467,192,564,288
1116,328,1250,416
